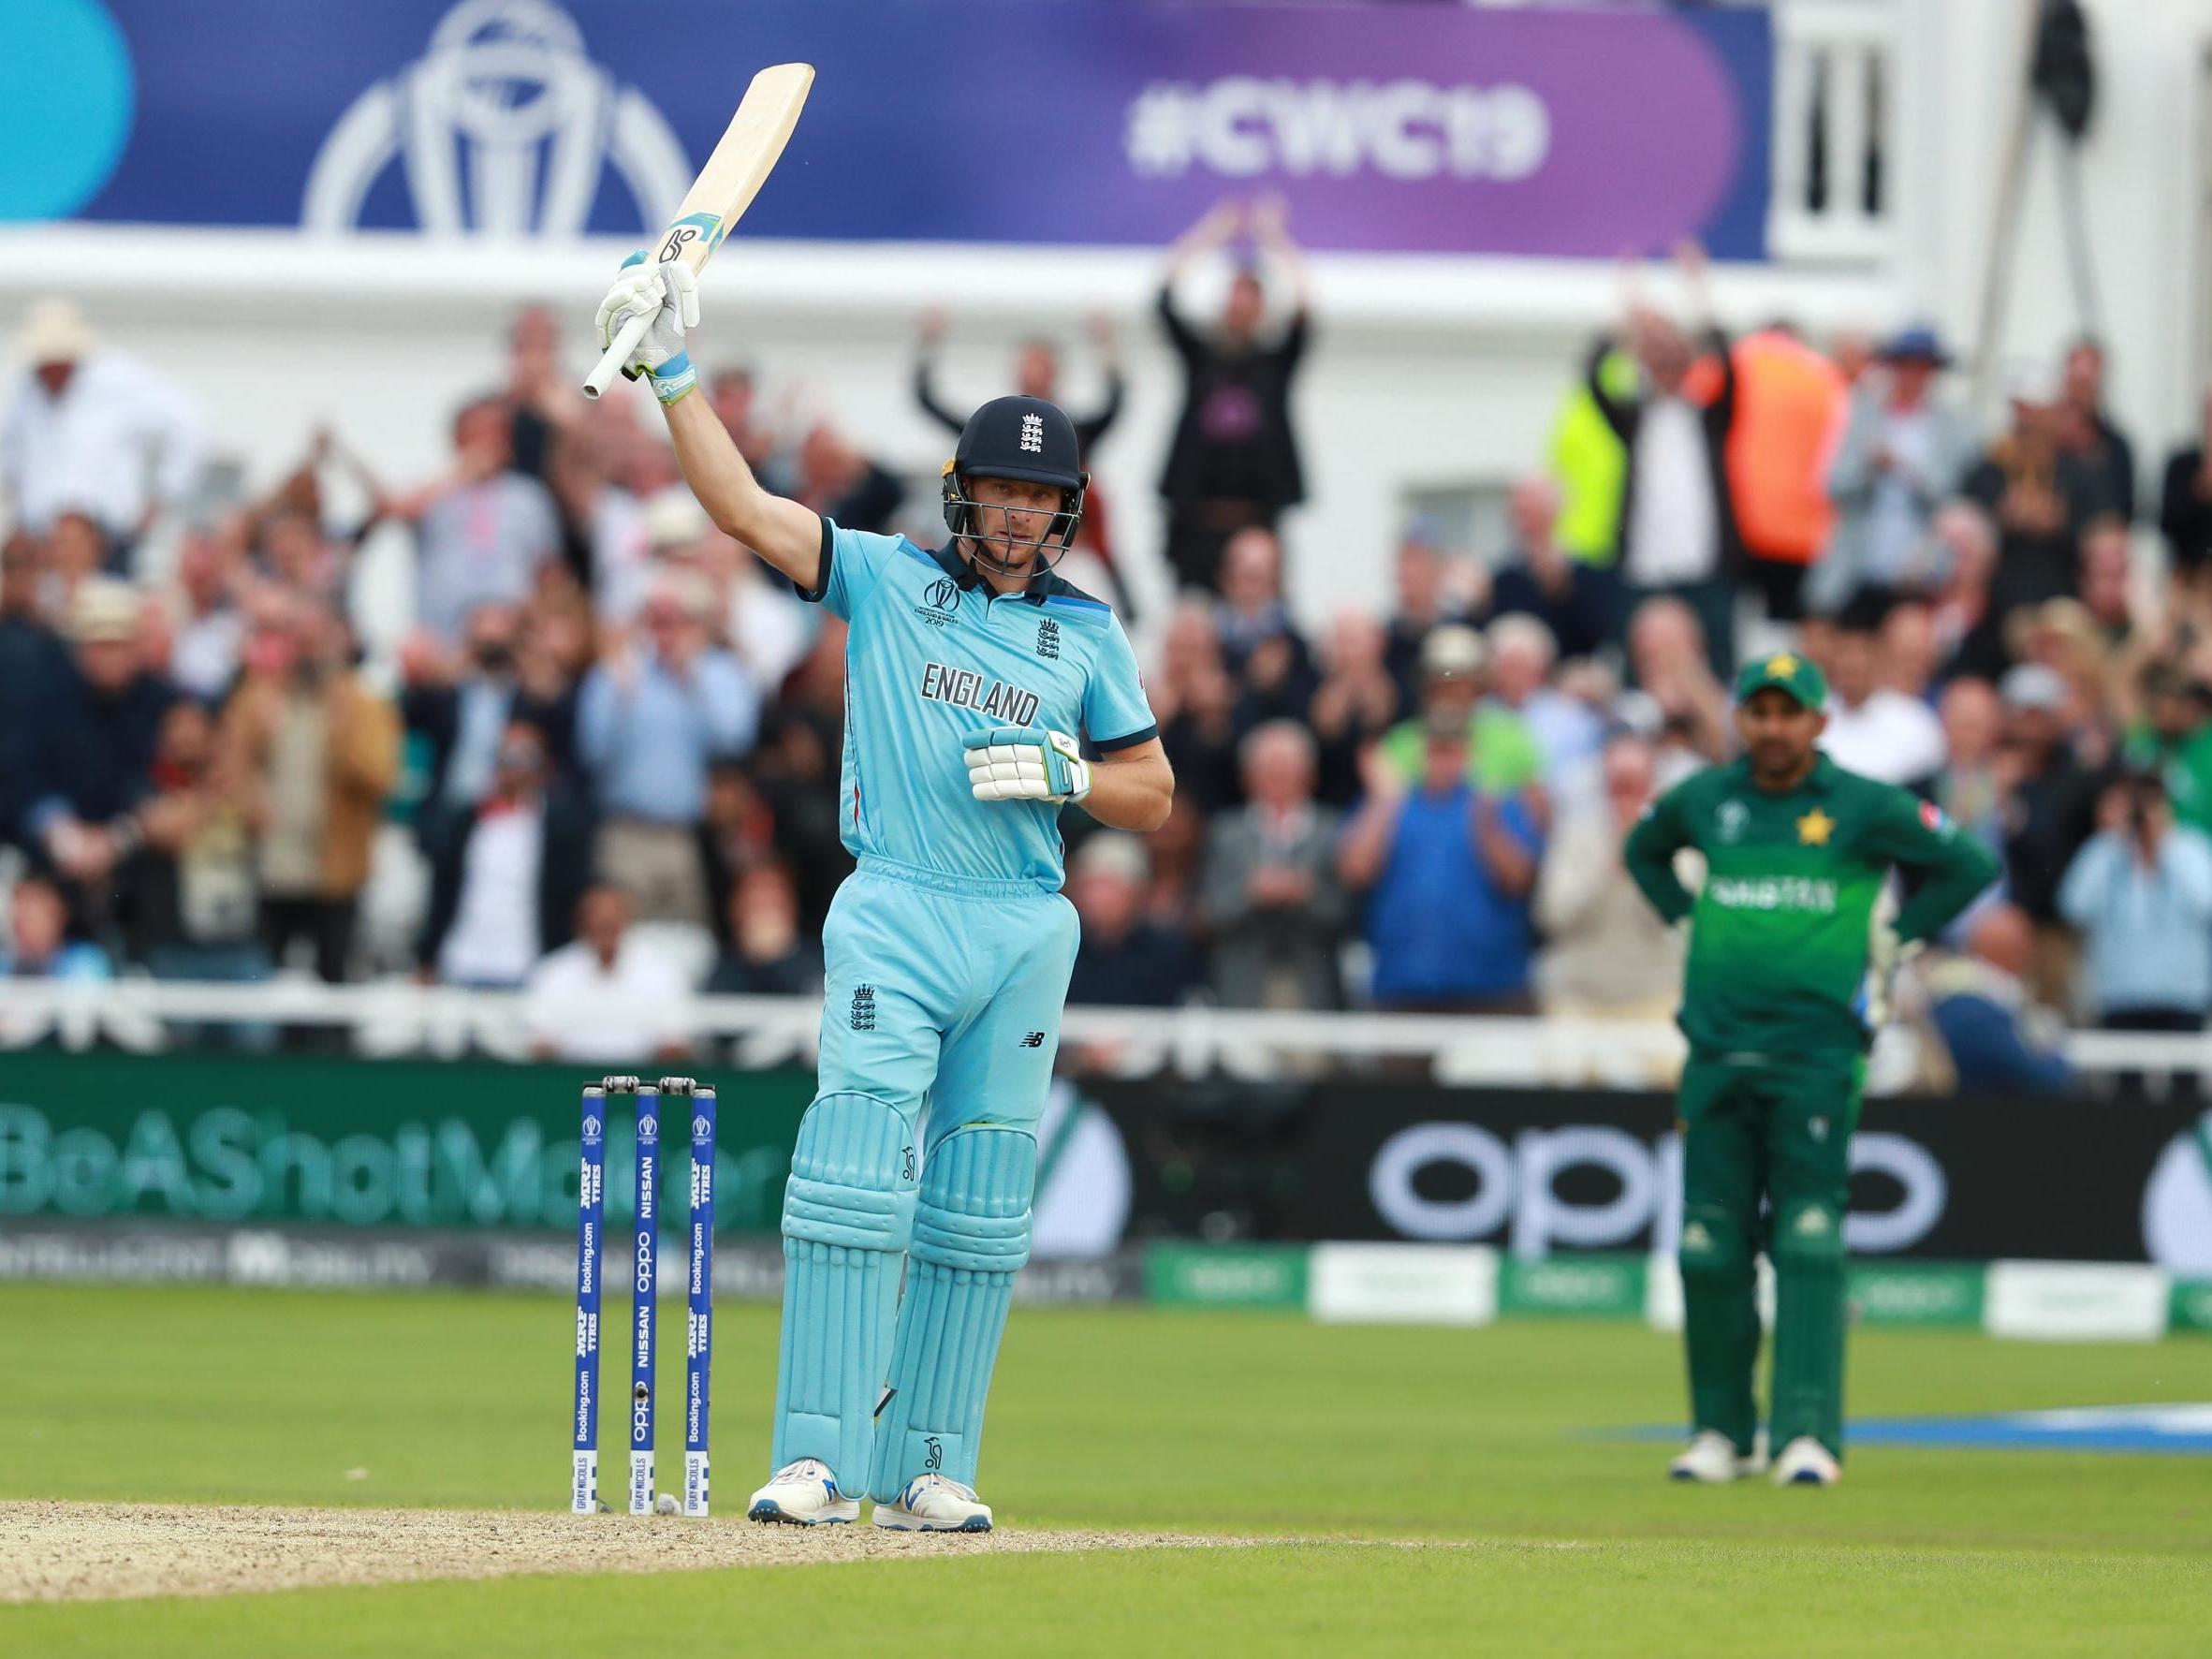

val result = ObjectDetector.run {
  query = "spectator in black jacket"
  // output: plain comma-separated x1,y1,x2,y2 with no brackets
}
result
1996,662,2109,1005
1585,242,1739,675
705,860,821,998
2058,336,2135,522
1155,197,1310,594
792,422,902,536
2158,385,2212,583
19,579,176,930
1486,477,1614,662
0,534,66,848
419,719,592,989
1964,365,2116,625
1215,527,1318,738
400,601,572,859
1066,832,1197,1007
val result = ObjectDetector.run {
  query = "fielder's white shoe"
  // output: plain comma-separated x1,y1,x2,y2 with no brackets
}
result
1772,1436,1841,1487
1667,1430,1766,1483
871,1474,993,1533
747,1458,859,1525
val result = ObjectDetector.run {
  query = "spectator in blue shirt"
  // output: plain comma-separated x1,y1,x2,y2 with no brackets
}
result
1337,716,1544,1012
2,874,110,980
576,571,758,927
2058,770,2212,1033
1925,903,2075,1094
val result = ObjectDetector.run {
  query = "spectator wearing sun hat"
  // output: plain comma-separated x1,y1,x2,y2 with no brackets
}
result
0,300,210,551
1373,624,1544,797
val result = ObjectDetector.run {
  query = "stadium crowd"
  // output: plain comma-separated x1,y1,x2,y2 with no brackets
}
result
0,209,2207,1086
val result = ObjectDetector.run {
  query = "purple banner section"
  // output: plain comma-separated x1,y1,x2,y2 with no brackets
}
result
25,0,1773,260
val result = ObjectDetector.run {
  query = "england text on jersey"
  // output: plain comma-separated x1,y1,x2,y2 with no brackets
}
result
918,661,1042,727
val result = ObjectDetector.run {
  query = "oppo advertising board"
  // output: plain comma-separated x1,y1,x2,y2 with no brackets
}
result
9,0,1771,259
1085,1083,2212,1273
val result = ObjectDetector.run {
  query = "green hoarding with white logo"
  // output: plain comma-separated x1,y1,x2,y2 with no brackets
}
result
0,1052,813,1234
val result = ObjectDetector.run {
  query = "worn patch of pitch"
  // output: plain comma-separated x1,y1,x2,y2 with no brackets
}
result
0,1502,1298,1604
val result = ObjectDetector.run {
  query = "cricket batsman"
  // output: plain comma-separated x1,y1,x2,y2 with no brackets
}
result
1624,652,1998,1486
592,259,1173,1531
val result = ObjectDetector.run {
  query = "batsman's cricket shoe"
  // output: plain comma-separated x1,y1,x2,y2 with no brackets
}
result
871,1475,993,1533
1772,1436,1841,1487
1668,1431,1766,1484
747,1459,859,1525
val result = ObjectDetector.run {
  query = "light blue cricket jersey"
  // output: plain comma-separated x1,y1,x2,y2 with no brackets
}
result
799,518,1157,892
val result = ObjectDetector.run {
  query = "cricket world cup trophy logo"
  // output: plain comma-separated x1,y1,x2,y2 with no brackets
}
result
303,0,690,238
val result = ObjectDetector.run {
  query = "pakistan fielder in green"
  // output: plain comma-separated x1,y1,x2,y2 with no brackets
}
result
1624,652,2000,1486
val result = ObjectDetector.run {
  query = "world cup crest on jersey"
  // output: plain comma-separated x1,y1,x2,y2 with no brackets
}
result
1717,800,1748,844
917,578,960,626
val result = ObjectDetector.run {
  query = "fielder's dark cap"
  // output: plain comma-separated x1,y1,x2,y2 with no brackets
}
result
1734,651,1828,712
952,395,1083,493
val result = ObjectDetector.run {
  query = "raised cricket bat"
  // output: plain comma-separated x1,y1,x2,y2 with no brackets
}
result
582,63,815,400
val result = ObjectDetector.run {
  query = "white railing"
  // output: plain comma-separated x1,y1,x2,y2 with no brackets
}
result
1768,0,1903,268
0,978,2198,1089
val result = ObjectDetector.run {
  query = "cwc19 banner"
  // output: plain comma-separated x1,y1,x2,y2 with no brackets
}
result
6,0,1774,259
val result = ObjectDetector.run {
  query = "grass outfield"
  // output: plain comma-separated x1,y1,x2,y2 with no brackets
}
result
1,1282,2207,1654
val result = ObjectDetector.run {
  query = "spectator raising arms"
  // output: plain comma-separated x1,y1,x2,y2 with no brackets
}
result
0,300,208,558
1586,242,1739,674
380,397,562,646
914,308,1123,459
1156,196,1311,594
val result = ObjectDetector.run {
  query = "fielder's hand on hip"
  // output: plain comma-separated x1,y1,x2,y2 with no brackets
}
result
965,727,1091,804
593,256,699,403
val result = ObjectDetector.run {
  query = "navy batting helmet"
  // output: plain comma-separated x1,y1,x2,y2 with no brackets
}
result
941,394,1089,575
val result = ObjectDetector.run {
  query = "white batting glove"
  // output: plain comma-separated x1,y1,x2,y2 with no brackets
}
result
964,726,1091,804
594,255,700,402
1864,922,1921,1029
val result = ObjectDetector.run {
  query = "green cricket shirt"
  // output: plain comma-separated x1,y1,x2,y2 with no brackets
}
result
1623,754,2001,1060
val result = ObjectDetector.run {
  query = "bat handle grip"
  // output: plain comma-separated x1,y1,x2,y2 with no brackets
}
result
582,313,652,401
